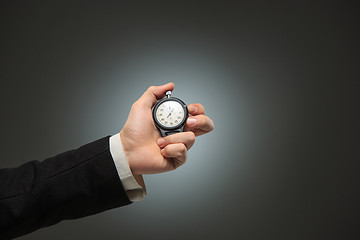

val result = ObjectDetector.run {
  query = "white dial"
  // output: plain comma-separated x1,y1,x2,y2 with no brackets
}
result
155,100,185,128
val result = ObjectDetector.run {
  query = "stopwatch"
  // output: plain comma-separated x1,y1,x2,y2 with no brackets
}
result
152,90,189,137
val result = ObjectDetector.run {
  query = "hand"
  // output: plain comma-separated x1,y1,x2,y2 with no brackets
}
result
120,83,214,175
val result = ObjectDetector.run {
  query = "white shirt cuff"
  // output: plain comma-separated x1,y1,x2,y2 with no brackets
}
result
109,133,146,201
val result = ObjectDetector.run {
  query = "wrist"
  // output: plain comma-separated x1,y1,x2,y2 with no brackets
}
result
119,130,145,188
119,129,138,175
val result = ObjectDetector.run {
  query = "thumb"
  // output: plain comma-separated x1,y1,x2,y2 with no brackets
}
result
138,83,175,108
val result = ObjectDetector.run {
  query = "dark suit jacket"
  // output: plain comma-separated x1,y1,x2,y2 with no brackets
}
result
0,136,132,239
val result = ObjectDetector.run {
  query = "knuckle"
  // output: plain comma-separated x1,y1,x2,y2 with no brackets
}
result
180,144,187,154
147,86,155,92
203,116,209,125
179,147,187,159
205,116,212,125
133,100,144,109
188,131,196,143
174,145,185,158
176,151,183,159
208,119,215,131
131,102,138,109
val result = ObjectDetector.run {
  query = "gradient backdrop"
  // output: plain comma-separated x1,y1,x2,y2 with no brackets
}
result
0,1,358,239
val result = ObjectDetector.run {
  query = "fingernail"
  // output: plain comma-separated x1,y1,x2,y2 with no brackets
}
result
188,105,197,113
157,138,165,146
187,118,197,126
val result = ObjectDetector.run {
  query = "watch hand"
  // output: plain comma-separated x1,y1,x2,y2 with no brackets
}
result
167,112,171,118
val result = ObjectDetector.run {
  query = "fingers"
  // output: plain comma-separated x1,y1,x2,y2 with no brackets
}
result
160,143,187,158
157,132,195,170
157,131,196,150
186,103,214,136
187,103,205,115
137,83,175,108
184,114,214,134
160,143,187,169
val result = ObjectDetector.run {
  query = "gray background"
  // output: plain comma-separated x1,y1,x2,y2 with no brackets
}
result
0,1,358,239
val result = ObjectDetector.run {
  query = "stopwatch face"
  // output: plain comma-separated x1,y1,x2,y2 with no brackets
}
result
155,100,186,129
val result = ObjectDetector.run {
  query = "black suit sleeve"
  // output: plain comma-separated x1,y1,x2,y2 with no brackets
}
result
0,136,132,239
